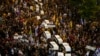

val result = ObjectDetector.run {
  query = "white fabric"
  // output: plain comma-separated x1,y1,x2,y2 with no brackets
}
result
47,24,56,28
24,39,29,43
85,45,96,51
49,21,54,24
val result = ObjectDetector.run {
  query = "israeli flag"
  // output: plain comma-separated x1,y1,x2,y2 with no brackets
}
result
80,18,84,25
93,48,100,56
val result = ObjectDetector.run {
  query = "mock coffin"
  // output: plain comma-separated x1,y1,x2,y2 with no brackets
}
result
54,35,63,44
41,20,55,28
41,20,49,28
44,31,51,39
62,43,71,52
14,33,23,39
49,41,59,50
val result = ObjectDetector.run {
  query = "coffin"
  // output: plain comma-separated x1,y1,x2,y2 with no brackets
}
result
54,35,63,44
62,43,71,52
41,20,55,28
44,31,51,39
14,34,23,39
49,41,59,50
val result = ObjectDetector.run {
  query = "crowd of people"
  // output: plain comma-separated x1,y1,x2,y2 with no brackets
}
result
0,0,100,56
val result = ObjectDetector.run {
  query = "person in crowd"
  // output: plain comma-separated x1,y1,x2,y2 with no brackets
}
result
0,0,99,56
